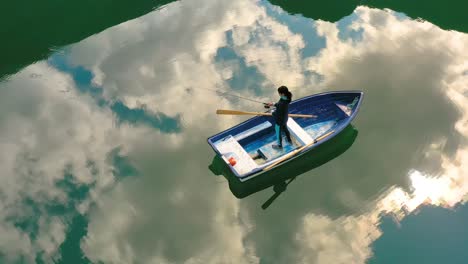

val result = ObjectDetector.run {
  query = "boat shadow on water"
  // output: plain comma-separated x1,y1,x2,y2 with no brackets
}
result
208,124,359,209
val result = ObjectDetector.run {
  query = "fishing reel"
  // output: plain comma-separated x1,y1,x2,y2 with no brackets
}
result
263,103,275,113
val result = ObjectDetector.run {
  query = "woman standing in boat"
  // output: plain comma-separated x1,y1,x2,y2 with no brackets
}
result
266,86,293,149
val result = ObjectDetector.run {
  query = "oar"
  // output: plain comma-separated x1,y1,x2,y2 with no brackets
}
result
216,109,317,118
263,130,335,171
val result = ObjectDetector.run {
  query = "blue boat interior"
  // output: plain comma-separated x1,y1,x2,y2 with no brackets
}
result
208,91,362,178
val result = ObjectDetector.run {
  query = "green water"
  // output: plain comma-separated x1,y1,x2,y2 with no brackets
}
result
1,0,467,263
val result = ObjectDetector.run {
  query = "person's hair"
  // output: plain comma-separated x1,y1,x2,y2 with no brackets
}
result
277,86,292,100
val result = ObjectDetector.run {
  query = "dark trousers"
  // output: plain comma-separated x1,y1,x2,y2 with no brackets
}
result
275,124,292,146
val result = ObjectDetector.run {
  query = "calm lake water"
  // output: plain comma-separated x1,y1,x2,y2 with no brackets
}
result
1,0,467,263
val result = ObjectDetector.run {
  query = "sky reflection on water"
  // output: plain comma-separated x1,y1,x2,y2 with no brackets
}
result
0,0,467,263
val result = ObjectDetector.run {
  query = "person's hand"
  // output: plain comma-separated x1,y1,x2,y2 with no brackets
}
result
264,102,274,108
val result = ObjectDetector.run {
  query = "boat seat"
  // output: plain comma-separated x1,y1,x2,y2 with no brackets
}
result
335,102,352,116
214,135,258,177
286,118,314,145
233,121,272,141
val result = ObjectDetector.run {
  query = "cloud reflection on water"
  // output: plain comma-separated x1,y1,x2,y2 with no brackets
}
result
0,0,467,263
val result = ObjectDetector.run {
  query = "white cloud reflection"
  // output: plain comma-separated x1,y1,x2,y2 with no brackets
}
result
67,0,265,263
0,62,125,262
230,13,308,88
0,0,467,263
295,6,468,264
72,2,468,264
66,0,267,130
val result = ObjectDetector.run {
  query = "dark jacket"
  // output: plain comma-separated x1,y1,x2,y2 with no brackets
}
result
272,97,291,125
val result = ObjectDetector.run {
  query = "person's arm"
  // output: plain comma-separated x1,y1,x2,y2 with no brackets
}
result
266,99,280,107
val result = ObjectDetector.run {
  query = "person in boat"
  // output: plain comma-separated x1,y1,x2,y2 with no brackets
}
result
266,86,293,149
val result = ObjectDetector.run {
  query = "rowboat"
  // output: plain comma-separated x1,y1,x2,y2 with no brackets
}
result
207,90,364,182
209,125,359,199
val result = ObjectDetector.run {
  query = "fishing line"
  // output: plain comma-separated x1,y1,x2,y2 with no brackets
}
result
193,86,269,105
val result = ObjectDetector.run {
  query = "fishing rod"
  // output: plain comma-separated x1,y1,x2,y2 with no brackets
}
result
195,87,270,106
